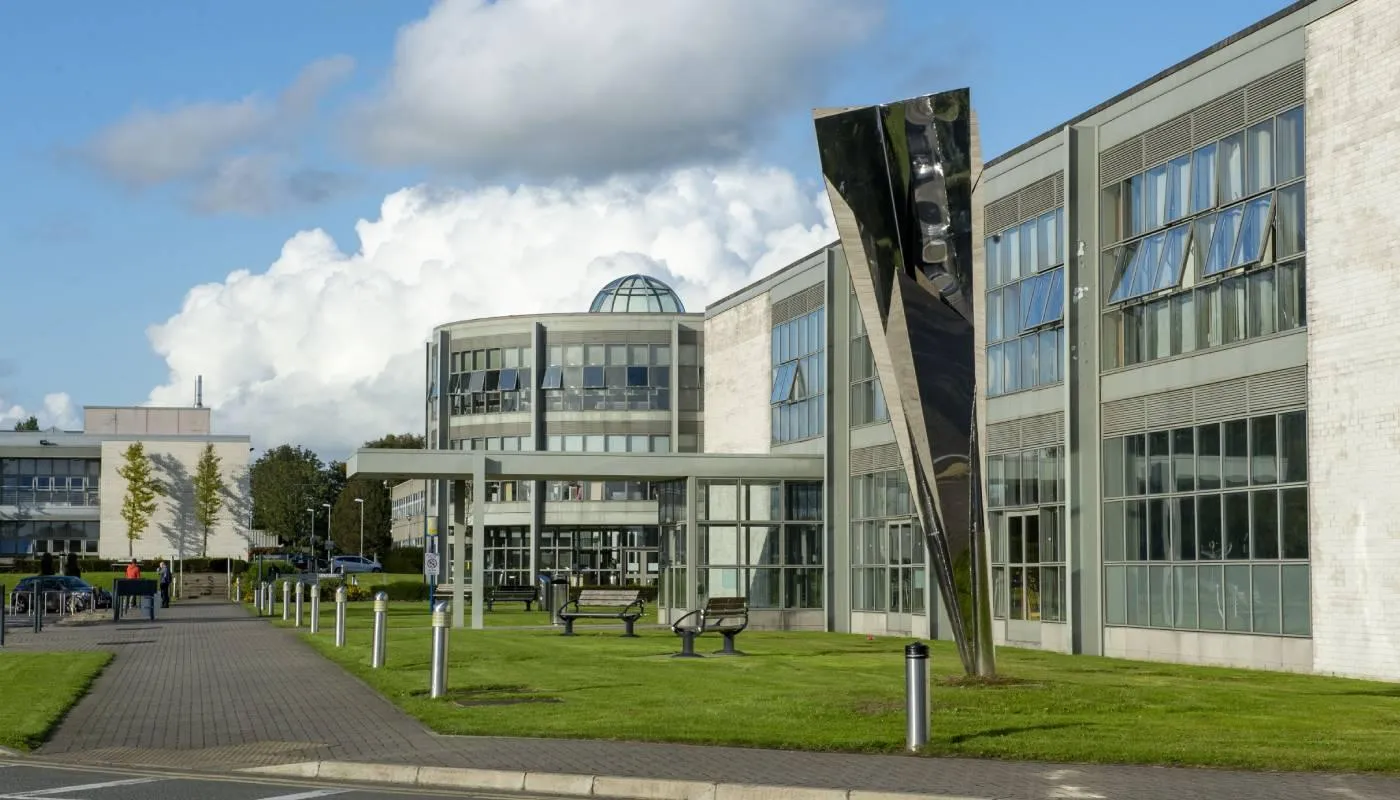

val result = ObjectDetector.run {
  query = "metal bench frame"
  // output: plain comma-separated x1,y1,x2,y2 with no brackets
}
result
558,589,645,637
671,596,750,657
486,585,538,612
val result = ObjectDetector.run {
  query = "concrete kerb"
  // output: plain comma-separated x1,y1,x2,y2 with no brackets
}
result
241,761,991,800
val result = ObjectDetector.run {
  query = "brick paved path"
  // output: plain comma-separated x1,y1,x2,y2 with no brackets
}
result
6,603,1400,800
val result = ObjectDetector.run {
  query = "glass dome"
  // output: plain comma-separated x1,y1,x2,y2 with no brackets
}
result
589,274,686,313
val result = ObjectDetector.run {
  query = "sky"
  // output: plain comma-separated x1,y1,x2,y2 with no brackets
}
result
0,0,1293,458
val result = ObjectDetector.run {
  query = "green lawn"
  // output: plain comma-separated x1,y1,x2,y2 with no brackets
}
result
0,652,111,751
276,603,1400,773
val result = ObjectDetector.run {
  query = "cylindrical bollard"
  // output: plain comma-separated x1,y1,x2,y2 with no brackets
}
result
234,577,242,605
334,586,347,647
371,591,388,668
430,600,450,698
905,641,929,751
310,583,321,634
264,582,274,616
282,581,291,621
294,581,304,628
32,591,42,633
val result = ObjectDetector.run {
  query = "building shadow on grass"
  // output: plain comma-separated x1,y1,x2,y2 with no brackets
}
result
946,722,1081,745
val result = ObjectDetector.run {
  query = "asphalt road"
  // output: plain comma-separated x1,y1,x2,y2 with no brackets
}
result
0,762,541,800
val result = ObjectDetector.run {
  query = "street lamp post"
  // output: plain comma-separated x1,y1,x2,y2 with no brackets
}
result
354,498,365,558
305,507,316,574
322,502,332,567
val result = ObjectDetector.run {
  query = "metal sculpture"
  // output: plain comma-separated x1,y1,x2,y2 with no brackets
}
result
815,88,995,676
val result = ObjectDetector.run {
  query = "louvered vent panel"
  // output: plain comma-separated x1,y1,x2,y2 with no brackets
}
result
1192,90,1246,144
1018,175,1059,220
1102,396,1146,436
1193,378,1249,421
985,195,1020,234
850,442,903,474
1053,173,1065,206
1144,388,1194,430
1143,114,1193,166
546,330,672,345
1246,62,1305,124
1019,412,1065,448
1100,137,1145,186
986,421,1023,453
772,283,826,324
679,327,703,345
1248,366,1308,412
546,420,672,436
451,334,531,350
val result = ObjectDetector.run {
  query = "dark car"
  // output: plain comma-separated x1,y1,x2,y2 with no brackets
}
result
9,575,112,614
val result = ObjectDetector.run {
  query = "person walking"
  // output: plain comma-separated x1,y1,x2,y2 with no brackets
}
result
157,560,172,608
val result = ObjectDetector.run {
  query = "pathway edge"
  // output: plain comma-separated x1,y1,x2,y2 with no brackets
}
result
241,760,992,800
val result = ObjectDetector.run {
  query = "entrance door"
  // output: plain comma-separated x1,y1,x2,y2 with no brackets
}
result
886,521,918,635
1004,512,1042,642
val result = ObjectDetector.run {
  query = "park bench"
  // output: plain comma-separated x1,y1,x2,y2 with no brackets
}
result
431,584,473,605
557,588,645,637
671,596,749,657
486,585,538,611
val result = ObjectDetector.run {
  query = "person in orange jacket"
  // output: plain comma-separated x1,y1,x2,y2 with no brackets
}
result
124,559,141,609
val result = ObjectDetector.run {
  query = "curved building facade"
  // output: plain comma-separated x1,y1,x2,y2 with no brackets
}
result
416,276,705,589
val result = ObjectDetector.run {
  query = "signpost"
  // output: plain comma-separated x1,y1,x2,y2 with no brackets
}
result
424,553,440,577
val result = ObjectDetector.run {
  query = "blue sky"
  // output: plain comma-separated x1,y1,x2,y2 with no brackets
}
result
0,0,1292,449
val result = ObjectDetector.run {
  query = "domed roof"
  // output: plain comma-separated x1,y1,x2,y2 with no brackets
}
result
589,274,686,313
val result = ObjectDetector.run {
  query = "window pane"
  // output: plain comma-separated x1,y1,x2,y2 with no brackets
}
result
1004,336,1021,393
1224,492,1251,559
1125,434,1146,495
1148,498,1170,561
1108,241,1140,303
1246,119,1275,194
1222,420,1250,488
1198,564,1224,630
1175,565,1198,629
1171,291,1196,356
1279,411,1307,483
1219,132,1245,204
1154,224,1190,291
1103,501,1125,562
988,344,1004,397
1198,494,1223,560
1275,182,1306,260
1166,154,1191,222
1281,564,1311,635
1232,194,1274,267
987,288,1003,342
1147,431,1169,494
1125,501,1146,561
1191,143,1217,213
1250,415,1279,485
1150,565,1171,628
985,236,1001,287
1224,564,1252,632
1248,268,1278,339
1128,173,1146,236
1252,490,1280,559
1276,106,1305,184
1175,496,1197,561
1127,565,1149,626
1277,258,1307,331
1251,564,1281,634
1221,275,1247,344
1105,565,1127,625
1039,328,1059,385
1146,164,1168,230
1102,438,1125,499
1020,334,1038,390
1204,204,1242,277
1021,219,1038,278
1171,427,1195,492
1131,232,1165,298
1281,487,1309,559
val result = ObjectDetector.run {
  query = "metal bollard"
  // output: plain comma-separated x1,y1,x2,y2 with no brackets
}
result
371,591,388,668
430,600,450,698
263,582,273,616
294,582,304,628
334,586,347,647
234,578,242,606
32,591,42,633
282,581,291,621
905,641,929,751
310,583,321,634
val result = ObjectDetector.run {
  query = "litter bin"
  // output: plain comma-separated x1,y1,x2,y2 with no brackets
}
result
549,577,569,625
537,574,554,613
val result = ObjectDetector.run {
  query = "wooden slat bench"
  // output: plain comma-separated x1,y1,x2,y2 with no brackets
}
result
557,588,645,637
671,596,749,657
487,585,538,611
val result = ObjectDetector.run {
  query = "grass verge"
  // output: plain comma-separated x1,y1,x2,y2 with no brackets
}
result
0,652,112,751
277,603,1400,773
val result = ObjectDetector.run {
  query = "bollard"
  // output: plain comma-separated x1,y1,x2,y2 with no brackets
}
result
334,586,347,647
310,583,321,634
430,600,450,698
294,582,304,628
0,583,6,647
32,591,42,633
905,641,930,751
282,581,291,621
263,582,273,616
234,578,242,606
371,591,388,668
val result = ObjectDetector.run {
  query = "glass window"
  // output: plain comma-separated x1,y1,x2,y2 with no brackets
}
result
1041,268,1065,324
1145,164,1168,230
582,366,605,389
987,288,1003,342
1223,420,1249,488
1130,232,1165,298
1277,258,1307,332
1224,492,1250,559
1127,173,1146,236
1166,154,1191,223
1197,423,1222,490
1281,564,1310,635
1198,494,1223,560
1253,490,1280,559
1102,438,1125,499
1220,275,1247,345
1231,193,1274,267
999,227,1019,280
1108,241,1140,303
1248,268,1277,339
1204,204,1243,277
1039,210,1060,269
498,368,519,392
1175,497,1197,560
1246,119,1275,195
1218,132,1245,204
1172,427,1195,492
1154,224,1191,291
1275,182,1305,260
1190,143,1217,213
1020,219,1038,278
986,236,1001,287
770,362,797,404
1038,328,1059,385
1276,106,1305,184
1281,487,1309,559
1171,291,1196,356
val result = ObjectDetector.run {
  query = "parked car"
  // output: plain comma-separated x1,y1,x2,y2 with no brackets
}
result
330,555,383,574
8,575,112,613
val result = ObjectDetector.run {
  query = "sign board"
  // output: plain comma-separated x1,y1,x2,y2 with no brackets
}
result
424,553,440,576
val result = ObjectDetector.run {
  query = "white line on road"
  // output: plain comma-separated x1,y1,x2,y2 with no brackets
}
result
3,777,164,797
252,791,351,800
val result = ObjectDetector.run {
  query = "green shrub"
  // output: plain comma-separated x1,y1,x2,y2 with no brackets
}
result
381,547,424,574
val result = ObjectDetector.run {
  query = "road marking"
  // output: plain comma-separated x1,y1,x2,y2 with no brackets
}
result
5,777,164,797
252,791,351,800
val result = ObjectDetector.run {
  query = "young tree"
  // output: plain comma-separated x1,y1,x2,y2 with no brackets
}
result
249,444,327,545
117,442,163,559
192,442,227,557
12,415,39,431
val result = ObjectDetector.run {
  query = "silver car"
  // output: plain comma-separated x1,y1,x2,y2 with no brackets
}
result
330,555,383,574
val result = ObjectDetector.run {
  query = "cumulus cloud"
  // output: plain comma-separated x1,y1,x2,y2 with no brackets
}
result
0,393,82,432
82,55,355,212
353,0,881,179
144,165,835,456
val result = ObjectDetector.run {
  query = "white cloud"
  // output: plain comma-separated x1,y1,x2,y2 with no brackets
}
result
0,393,82,432
353,0,881,178
144,165,834,457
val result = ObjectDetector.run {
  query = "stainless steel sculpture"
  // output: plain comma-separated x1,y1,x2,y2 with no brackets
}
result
815,89,995,676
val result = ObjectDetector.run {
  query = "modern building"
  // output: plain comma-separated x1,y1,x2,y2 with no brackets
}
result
0,405,254,560
355,0,1400,682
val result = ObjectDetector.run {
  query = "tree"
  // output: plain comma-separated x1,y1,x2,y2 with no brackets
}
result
328,433,423,558
192,443,227,557
12,415,39,431
117,442,163,559
249,444,327,546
